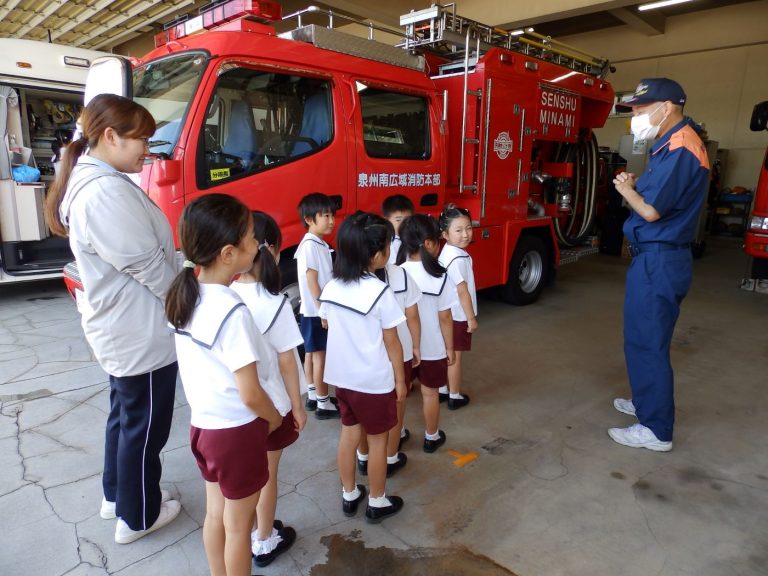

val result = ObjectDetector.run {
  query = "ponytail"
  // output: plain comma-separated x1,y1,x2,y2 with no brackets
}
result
251,211,282,295
166,267,199,328
45,138,88,237
397,214,446,278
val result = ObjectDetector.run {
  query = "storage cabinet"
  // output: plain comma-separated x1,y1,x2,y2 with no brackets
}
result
711,192,753,236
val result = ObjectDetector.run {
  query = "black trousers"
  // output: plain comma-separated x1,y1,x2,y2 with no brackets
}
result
102,362,177,530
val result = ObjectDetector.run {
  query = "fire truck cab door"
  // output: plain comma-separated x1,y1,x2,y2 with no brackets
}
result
84,56,133,106
351,80,442,215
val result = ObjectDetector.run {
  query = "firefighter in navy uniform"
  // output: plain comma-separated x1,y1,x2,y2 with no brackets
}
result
608,78,709,452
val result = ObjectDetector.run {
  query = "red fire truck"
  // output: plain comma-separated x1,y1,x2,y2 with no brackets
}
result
67,0,615,305
745,101,768,281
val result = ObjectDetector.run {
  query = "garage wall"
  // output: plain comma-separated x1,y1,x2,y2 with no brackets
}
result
560,0,768,190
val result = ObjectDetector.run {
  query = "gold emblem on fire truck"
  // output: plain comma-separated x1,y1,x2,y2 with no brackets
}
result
493,131,513,160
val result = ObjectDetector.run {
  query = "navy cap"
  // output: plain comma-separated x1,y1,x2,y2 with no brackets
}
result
615,78,687,112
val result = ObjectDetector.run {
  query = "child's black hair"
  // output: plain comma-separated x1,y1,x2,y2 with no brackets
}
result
334,210,392,283
438,203,471,232
382,194,415,217
251,211,283,296
298,192,335,228
396,214,446,278
166,194,251,328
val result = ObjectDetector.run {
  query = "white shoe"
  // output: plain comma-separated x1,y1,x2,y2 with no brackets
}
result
114,499,181,544
613,398,636,417
100,488,172,520
608,423,672,452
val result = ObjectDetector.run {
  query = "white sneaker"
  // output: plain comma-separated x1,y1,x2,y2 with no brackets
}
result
114,499,181,544
608,423,672,452
100,488,172,520
613,398,636,417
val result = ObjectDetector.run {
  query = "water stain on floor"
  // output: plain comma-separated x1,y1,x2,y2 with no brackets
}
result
310,532,518,576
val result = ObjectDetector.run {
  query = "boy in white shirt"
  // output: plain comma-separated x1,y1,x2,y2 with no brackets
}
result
295,192,338,419
382,194,414,265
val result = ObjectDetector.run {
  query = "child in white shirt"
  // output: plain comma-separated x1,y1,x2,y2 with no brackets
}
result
232,211,308,568
397,214,457,453
319,211,407,524
295,192,338,419
382,194,415,265
166,194,281,576
438,204,478,410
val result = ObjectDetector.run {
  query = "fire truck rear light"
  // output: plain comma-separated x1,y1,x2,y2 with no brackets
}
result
525,61,538,71
583,78,594,86
750,216,768,230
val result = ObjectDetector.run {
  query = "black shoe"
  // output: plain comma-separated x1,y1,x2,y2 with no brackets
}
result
439,392,449,403
305,397,317,411
423,430,447,453
365,496,404,524
253,525,296,567
315,405,341,420
357,457,368,476
398,428,410,451
386,452,407,477
343,484,367,517
272,519,283,531
447,394,470,410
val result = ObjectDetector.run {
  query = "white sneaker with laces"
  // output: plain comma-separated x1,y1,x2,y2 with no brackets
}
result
100,488,172,520
608,423,672,452
613,398,636,417
114,499,181,544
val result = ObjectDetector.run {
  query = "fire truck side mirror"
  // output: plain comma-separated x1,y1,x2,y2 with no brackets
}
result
750,101,768,132
84,56,133,106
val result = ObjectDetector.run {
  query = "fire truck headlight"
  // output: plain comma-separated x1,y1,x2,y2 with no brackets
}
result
749,216,768,230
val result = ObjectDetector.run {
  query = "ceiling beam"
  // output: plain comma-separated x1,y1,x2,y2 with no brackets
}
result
50,0,116,43
0,0,25,25
609,7,666,35
11,0,69,39
89,1,195,50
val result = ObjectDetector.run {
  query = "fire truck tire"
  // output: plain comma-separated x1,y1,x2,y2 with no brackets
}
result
279,259,305,361
501,235,548,306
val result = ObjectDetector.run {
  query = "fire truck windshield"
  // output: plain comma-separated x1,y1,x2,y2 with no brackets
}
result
133,52,208,157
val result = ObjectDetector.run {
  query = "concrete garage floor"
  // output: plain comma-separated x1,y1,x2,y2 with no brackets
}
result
1,235,767,576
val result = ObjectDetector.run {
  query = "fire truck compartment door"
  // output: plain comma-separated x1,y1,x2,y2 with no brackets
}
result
85,56,133,106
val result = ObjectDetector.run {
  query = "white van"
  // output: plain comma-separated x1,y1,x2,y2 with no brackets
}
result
0,39,110,284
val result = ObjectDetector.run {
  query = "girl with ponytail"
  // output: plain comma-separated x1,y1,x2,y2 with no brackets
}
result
167,194,282,576
231,211,307,566
397,214,456,454
43,94,181,544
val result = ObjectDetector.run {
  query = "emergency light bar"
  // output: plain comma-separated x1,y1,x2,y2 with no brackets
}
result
154,0,282,47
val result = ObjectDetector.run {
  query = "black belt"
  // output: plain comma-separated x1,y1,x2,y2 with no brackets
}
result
629,242,691,256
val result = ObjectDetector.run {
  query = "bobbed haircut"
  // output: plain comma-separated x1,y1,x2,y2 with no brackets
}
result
45,94,156,237
396,214,446,278
251,211,283,296
166,194,252,328
333,211,392,283
382,194,415,217
298,192,335,228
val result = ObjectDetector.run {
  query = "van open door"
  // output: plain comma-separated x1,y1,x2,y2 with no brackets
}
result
84,56,133,105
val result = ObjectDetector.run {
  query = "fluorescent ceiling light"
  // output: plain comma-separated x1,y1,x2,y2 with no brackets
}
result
509,27,533,36
638,0,696,11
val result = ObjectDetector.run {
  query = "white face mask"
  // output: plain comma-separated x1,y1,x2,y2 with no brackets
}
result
630,103,666,143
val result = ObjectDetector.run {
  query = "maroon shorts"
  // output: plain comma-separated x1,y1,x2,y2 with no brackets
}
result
413,358,448,389
336,388,397,435
190,418,269,500
453,320,473,351
267,410,299,452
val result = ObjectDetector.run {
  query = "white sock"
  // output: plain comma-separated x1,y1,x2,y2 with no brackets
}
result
450,393,465,400
387,454,400,465
317,396,337,410
438,385,449,394
307,385,317,400
425,430,441,441
356,450,368,461
343,486,361,501
368,494,391,508
400,427,408,438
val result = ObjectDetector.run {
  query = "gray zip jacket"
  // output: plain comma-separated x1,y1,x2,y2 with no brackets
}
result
60,156,179,377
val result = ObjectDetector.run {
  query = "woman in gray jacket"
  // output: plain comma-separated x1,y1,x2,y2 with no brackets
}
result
45,94,181,544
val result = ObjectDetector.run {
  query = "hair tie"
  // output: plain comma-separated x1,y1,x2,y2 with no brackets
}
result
259,241,270,250
182,260,196,269
78,135,89,146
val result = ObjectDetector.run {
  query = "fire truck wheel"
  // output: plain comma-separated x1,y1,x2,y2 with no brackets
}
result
501,235,548,306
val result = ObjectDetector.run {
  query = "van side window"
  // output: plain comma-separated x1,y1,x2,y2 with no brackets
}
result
198,67,333,188
359,86,430,160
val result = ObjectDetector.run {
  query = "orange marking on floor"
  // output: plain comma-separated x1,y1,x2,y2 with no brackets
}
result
447,449,478,467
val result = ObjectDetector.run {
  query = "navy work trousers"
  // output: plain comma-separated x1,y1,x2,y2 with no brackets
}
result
624,249,692,442
102,362,177,530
